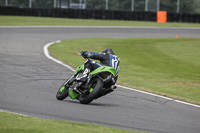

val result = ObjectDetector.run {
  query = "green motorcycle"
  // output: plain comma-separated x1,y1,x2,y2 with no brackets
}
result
56,56,118,104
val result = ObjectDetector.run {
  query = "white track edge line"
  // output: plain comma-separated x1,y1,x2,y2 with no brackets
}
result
0,109,29,117
1,26,200,30
43,40,200,108
43,40,75,72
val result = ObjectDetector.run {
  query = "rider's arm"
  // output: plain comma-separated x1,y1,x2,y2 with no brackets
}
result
83,52,106,60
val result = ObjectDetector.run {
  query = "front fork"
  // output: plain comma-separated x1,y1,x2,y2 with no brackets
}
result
63,75,74,86
67,74,83,95
66,73,94,95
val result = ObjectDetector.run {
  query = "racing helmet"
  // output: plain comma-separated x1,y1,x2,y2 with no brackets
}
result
102,48,115,55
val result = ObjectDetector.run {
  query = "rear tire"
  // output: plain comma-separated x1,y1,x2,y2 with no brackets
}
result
56,80,70,100
79,78,103,104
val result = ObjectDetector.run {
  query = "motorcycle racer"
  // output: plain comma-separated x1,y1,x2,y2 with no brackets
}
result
80,48,120,88
56,48,120,104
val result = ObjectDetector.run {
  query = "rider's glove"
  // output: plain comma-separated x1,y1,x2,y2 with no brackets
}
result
81,51,88,58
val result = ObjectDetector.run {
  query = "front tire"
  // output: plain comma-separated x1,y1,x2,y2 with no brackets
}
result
79,78,103,104
56,80,70,100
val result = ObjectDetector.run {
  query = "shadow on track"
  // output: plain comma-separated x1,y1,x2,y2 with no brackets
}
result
61,99,120,107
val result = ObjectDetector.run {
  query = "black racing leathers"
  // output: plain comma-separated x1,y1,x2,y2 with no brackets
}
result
84,52,120,85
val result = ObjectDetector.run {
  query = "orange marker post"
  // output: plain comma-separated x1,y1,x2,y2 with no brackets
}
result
157,11,167,23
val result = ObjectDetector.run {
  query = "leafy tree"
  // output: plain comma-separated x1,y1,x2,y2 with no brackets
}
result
86,0,105,10
0,0,4,5
32,0,54,8
160,0,199,13
179,0,196,13
5,0,29,7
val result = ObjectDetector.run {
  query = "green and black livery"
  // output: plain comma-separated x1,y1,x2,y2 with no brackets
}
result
56,60,117,104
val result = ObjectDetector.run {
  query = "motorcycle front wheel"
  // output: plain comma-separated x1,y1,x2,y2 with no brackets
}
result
56,79,70,100
79,78,103,104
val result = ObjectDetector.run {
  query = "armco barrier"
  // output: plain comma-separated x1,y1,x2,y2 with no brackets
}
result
0,6,199,23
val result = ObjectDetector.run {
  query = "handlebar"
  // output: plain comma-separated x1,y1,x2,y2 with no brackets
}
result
77,53,90,60
77,53,81,56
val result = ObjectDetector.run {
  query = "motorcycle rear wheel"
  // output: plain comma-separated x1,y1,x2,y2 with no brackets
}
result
79,78,103,104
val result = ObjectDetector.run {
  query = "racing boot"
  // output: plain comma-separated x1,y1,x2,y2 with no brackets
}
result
111,85,117,90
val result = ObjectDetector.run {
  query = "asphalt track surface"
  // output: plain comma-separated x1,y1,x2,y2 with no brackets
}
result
0,27,200,133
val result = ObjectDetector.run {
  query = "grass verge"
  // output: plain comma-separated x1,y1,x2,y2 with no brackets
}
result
49,38,200,105
0,15,200,27
0,112,144,133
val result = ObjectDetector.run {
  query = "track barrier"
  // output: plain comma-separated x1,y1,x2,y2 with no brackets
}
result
0,6,199,23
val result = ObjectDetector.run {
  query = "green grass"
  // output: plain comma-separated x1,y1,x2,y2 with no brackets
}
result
0,112,144,133
49,38,200,105
0,15,200,27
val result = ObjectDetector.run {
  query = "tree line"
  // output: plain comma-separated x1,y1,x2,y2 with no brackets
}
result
0,0,199,14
